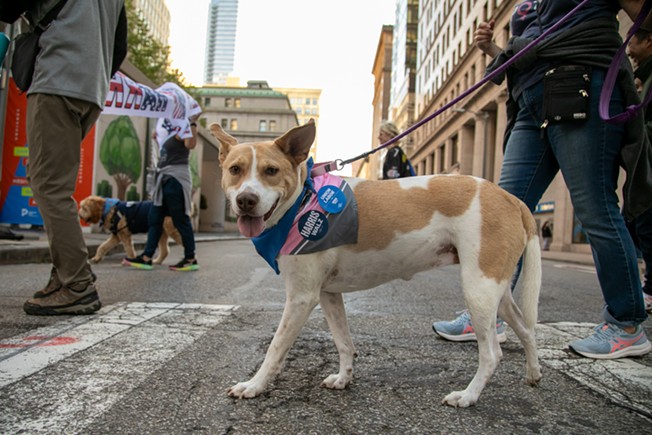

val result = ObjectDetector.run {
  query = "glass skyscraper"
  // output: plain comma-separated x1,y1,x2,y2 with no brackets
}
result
204,0,239,85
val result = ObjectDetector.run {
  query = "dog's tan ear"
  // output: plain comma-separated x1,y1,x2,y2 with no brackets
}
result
209,123,239,167
274,119,315,165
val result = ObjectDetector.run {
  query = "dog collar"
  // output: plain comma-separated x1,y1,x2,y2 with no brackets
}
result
100,198,119,226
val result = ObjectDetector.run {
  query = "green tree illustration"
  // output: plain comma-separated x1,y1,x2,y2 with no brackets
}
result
100,116,142,200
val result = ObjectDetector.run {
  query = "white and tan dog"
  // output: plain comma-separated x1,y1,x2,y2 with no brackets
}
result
210,120,542,407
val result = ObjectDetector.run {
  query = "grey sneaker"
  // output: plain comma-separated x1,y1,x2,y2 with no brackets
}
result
432,310,507,343
569,323,652,359
23,283,101,316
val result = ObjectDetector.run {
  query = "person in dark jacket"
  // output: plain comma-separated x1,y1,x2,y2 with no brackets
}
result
433,0,651,359
380,121,415,179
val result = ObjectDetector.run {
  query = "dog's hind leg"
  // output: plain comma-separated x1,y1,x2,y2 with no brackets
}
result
442,277,504,408
319,291,356,390
228,280,321,399
497,290,542,386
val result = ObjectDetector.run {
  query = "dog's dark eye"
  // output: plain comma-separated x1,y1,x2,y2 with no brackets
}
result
265,166,279,176
229,165,241,176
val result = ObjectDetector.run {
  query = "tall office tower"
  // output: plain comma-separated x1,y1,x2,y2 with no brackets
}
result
204,0,239,85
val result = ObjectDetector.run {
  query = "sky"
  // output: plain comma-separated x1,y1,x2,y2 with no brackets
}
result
165,0,398,175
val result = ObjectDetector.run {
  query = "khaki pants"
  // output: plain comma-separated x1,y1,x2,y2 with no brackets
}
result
26,94,101,289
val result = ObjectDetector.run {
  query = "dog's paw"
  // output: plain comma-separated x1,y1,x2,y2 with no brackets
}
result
227,381,264,399
442,390,478,408
526,367,542,386
321,373,352,390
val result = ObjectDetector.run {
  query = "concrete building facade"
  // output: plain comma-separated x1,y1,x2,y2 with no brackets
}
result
274,87,322,162
194,81,299,231
133,0,170,46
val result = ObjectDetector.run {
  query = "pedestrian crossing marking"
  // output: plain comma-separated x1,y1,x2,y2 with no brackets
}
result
0,302,236,434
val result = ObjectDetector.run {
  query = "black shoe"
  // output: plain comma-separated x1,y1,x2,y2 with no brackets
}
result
122,255,153,270
24,283,101,316
169,258,199,272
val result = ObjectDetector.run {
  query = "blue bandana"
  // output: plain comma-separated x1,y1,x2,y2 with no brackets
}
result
100,198,120,226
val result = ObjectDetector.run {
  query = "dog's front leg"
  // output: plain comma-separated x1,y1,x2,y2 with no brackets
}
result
228,284,321,399
91,235,120,263
319,291,356,390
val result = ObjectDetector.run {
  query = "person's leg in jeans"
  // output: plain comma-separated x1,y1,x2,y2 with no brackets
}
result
548,70,645,328
634,207,652,304
162,177,196,261
142,201,167,260
123,179,166,269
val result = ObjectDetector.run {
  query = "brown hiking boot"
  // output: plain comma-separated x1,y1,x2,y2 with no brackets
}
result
23,282,101,315
32,268,97,299
33,267,62,298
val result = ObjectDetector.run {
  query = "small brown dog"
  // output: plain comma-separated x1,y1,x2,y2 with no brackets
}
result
78,195,182,264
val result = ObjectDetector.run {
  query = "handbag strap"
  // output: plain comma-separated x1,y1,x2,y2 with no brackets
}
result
599,0,652,124
33,0,68,34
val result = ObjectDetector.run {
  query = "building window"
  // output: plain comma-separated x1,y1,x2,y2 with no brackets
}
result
221,118,228,128
204,97,211,106
269,120,277,131
296,108,303,115
259,120,267,132
451,135,459,166
234,98,241,108
230,119,238,130
225,98,232,107
439,144,446,172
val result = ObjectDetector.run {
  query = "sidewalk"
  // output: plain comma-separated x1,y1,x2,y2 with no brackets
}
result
0,227,595,266
0,227,244,266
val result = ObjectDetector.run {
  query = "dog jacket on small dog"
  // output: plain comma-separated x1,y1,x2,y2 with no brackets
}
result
102,200,153,235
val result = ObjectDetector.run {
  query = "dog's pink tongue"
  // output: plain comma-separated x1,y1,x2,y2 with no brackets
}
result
237,215,265,238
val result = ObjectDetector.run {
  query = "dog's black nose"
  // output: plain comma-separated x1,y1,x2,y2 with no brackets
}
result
237,192,258,213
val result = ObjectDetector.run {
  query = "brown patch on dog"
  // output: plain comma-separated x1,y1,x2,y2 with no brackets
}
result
350,176,477,252
478,182,531,282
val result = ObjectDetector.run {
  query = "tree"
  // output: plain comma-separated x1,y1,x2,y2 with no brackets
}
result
100,116,142,200
125,0,187,87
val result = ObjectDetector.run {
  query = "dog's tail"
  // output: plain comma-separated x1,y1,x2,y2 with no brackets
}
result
519,207,542,331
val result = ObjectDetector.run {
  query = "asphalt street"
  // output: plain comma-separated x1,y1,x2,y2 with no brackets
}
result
0,237,651,434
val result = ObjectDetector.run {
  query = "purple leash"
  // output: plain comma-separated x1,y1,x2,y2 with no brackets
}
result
314,0,594,176
599,0,652,124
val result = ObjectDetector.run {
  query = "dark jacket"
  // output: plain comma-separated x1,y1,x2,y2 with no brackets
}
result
486,18,652,220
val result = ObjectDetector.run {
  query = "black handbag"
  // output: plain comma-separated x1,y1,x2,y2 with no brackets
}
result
10,0,67,93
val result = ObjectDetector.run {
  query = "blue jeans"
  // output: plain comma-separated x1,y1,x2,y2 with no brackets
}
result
143,177,196,260
500,69,646,327
631,206,652,295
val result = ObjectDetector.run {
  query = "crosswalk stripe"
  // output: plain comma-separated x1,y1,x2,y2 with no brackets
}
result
0,302,237,433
